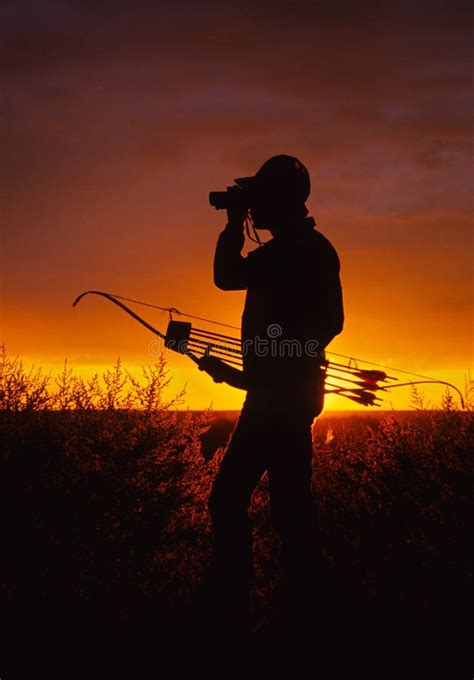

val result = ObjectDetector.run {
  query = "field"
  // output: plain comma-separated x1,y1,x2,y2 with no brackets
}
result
1,349,472,676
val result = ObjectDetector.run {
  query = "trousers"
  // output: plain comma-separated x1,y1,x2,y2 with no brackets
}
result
208,391,322,595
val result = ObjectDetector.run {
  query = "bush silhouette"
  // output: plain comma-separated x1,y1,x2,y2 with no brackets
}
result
0,345,472,673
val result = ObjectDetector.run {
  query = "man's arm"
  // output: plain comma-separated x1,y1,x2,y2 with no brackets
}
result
318,248,344,350
289,237,344,353
213,222,248,290
315,242,344,350
213,186,249,290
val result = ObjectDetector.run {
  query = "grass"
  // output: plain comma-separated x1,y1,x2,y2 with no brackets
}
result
0,345,472,676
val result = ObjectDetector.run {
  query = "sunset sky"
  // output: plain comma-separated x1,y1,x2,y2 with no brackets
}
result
1,0,472,410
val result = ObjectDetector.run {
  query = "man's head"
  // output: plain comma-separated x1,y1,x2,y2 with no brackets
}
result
235,154,311,232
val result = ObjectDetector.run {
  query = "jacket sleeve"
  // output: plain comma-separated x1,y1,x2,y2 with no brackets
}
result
213,223,248,290
316,244,344,350
287,238,344,352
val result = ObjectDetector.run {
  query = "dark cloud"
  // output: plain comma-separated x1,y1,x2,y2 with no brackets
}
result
1,0,471,77
2,0,471,227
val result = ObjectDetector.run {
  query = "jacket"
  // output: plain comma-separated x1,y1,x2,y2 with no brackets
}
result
213,216,344,411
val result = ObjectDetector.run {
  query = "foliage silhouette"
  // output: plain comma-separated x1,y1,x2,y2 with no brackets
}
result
0,346,472,675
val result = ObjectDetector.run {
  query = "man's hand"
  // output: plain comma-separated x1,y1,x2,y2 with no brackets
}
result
197,355,228,383
226,186,248,228
197,354,247,390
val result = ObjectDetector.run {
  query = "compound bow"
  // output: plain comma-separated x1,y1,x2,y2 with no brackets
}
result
73,290,465,408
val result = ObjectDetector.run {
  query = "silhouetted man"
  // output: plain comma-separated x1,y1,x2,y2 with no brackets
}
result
201,155,344,623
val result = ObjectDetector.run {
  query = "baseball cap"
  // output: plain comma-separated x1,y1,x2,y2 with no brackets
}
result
235,154,311,204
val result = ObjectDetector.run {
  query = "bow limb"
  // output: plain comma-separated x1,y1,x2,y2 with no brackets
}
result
72,290,166,340
378,380,465,409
